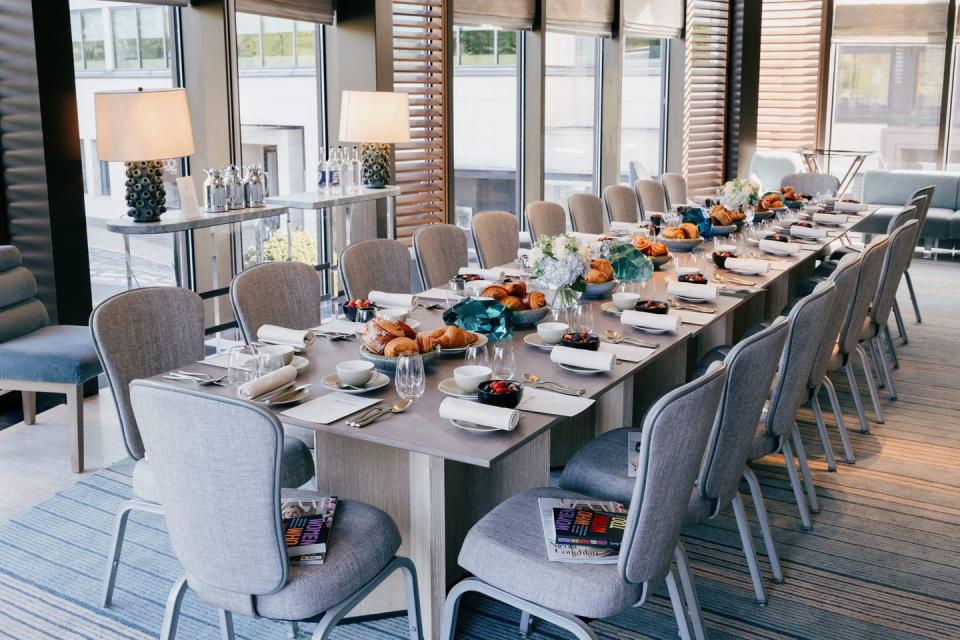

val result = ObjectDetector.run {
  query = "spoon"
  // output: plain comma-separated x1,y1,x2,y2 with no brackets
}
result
169,371,228,386
603,330,659,349
749,251,788,262
349,398,412,428
337,381,369,391
521,374,585,396
669,299,716,314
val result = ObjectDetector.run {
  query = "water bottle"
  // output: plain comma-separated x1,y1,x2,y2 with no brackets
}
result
317,147,329,193
328,146,342,195
342,148,355,193
351,145,363,191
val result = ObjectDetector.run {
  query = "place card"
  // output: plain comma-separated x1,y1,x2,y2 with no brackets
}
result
281,392,379,425
598,342,655,363
669,309,713,326
766,260,791,272
516,387,595,417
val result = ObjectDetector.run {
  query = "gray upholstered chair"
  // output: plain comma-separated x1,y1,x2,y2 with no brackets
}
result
471,211,519,269
748,281,837,532
339,239,411,300
231,261,324,344
603,185,642,224
660,173,688,210
748,150,803,192
129,380,422,640
413,224,468,289
524,201,567,243
568,193,605,234
634,179,668,217
561,319,790,606
91,287,315,608
899,185,934,328
779,172,840,197
442,363,728,640
0,245,101,473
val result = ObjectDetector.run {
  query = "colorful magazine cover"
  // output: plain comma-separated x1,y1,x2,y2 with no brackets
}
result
538,497,627,564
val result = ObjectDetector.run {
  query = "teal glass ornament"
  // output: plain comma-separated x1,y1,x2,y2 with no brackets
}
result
442,297,514,341
608,243,654,284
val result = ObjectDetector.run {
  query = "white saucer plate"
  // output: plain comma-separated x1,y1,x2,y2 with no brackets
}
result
523,334,556,351
558,362,608,375
319,371,390,394
450,418,500,433
438,378,478,399
600,302,623,316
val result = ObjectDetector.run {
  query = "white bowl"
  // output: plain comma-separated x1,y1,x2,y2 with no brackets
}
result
336,360,375,387
377,307,408,324
612,292,641,311
454,365,492,394
537,322,569,345
258,344,294,366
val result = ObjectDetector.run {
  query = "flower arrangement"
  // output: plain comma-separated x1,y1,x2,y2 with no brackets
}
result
528,233,590,309
717,178,760,211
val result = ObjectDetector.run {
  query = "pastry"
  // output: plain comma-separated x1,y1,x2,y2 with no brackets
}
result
500,295,523,310
633,237,652,252
397,320,417,340
661,226,685,240
416,334,438,353
646,241,669,257
361,318,406,355
585,268,608,284
384,337,419,357
589,258,614,281
480,285,509,300
504,280,527,298
425,325,477,349
527,291,546,309
679,223,700,239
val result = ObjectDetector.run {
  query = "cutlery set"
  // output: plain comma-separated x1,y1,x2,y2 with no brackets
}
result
163,371,227,386
346,398,412,428
521,373,585,396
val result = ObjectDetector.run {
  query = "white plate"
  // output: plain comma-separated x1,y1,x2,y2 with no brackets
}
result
441,332,488,355
600,302,624,316
558,362,608,375
319,371,390,394
523,334,556,351
265,388,310,406
674,294,710,304
292,356,309,372
259,340,306,353
627,324,671,335
450,418,500,433
438,378,478,399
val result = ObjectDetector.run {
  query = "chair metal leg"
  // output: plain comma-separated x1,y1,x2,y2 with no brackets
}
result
884,325,900,369
289,622,300,638
867,339,885,389
673,541,708,640
66,384,84,473
219,609,236,640
810,391,836,472
102,499,164,608
892,299,907,344
398,557,424,640
742,467,783,583
857,346,885,424
159,575,188,640
519,611,533,636
780,438,812,531
823,377,855,464
730,493,766,605
791,425,819,514
875,336,897,400
904,270,921,324
21,391,36,425
844,362,871,433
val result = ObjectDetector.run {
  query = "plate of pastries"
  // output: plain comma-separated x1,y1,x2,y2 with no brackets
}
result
583,258,617,299
632,236,672,267
780,185,809,209
708,204,747,230
359,318,484,366
658,223,704,252
757,192,787,213
478,279,550,327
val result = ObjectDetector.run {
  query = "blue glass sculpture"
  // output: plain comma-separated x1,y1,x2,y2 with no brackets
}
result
443,297,513,341
608,243,654,284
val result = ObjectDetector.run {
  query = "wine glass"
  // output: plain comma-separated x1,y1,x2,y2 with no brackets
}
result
743,204,755,226
257,351,285,376
663,211,682,228
395,351,425,400
227,345,257,385
491,339,516,380
465,343,489,368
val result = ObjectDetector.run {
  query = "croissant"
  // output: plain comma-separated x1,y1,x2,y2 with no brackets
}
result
384,337,419,357
437,325,477,349
501,295,523,310
527,291,546,309
397,320,417,339
504,280,527,298
679,223,700,239
585,268,608,284
361,318,406,355
661,227,685,240
589,258,614,281
416,335,438,354
480,285,509,300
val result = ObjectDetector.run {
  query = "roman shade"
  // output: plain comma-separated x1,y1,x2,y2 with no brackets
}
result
453,0,536,30
545,0,616,37
622,0,685,38
833,1,947,43
235,0,335,24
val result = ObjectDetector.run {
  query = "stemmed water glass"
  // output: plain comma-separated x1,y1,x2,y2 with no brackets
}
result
395,351,425,400
491,339,516,380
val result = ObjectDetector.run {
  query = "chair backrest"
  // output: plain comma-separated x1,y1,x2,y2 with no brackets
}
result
90,287,204,459
780,172,840,197
603,185,642,224
634,179,667,217
0,245,49,344
524,201,567,243
837,236,888,359
413,223,469,289
619,361,727,588
749,150,804,192
568,193,605,234
807,253,862,389
886,204,919,234
628,160,652,183
765,281,837,438
870,220,919,331
339,238,411,300
231,261,323,344
471,211,519,269
697,318,789,514
660,173,688,210
904,185,934,267
130,381,287,613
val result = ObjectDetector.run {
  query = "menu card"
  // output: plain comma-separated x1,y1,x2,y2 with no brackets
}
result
311,319,361,335
669,309,713,326
516,387,594,417
282,392,379,425
598,342,655,363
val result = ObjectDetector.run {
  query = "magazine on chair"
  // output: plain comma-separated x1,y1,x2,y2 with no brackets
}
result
538,498,627,564
282,497,338,565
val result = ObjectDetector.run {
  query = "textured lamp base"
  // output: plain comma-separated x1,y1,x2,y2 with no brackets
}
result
360,142,391,189
125,160,167,222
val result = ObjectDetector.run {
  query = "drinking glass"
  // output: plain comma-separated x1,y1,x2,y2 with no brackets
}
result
571,302,595,333
354,307,375,340
663,212,682,228
227,345,258,385
465,343,489,368
491,339,516,380
257,351,285,376
395,350,425,400
743,204,755,225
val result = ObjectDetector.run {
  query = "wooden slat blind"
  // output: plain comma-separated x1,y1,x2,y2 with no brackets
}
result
756,0,823,151
683,0,730,197
392,0,447,241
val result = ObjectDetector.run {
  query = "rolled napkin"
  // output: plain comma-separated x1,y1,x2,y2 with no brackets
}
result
368,291,418,309
257,324,315,348
759,238,800,256
620,309,681,333
550,345,616,373
458,267,504,282
832,201,866,213
813,212,848,225
667,280,718,301
610,221,648,236
237,365,297,401
724,257,770,275
439,397,520,431
790,225,827,240
570,232,603,244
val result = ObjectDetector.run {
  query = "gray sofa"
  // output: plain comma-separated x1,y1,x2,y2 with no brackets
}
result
859,170,960,241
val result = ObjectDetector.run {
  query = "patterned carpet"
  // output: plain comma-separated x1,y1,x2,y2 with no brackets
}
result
0,259,958,639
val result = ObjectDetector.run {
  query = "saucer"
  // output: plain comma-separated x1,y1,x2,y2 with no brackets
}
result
523,334,556,351
450,418,499,433
320,371,390,394
265,388,310,406
438,378,478,399
600,302,624,316
291,356,309,372
627,325,671,335
558,363,608,375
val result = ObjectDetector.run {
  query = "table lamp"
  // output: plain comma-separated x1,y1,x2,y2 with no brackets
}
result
338,91,410,188
95,88,195,222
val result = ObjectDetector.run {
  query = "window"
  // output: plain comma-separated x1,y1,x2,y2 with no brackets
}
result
619,37,666,182
235,14,316,68
544,32,601,208
72,9,106,70
97,159,111,196
112,6,169,70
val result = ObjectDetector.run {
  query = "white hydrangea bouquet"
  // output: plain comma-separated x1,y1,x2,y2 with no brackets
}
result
717,177,760,211
528,233,589,309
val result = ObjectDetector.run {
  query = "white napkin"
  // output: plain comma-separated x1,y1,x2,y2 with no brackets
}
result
724,257,769,275
814,212,848,225
282,392,379,425
790,225,827,239
439,397,520,431
458,267,503,282
670,309,713,326
515,387,594,416
311,319,361,335
550,345,616,372
609,222,649,237
759,239,800,256
237,365,297,400
667,281,718,301
620,310,681,333
832,202,866,213
598,341,655,363
258,324,315,348
368,291,417,309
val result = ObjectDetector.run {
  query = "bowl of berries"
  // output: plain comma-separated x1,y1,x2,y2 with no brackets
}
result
712,250,737,269
477,379,524,409
343,299,378,322
560,331,601,351
635,300,669,314
677,272,709,285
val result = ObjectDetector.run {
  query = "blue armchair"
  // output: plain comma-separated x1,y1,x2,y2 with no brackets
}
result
0,245,101,472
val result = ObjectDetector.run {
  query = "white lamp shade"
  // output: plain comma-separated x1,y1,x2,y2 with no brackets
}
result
338,91,411,144
95,88,195,161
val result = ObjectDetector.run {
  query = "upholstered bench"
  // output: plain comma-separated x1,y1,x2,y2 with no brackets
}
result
857,170,960,245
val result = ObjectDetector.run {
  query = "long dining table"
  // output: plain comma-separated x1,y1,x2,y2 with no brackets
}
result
158,207,876,638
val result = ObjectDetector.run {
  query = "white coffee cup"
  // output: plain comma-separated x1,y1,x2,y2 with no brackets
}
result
454,365,492,394
377,307,408,324
337,360,375,387
537,322,569,345
257,344,294,366
612,292,641,311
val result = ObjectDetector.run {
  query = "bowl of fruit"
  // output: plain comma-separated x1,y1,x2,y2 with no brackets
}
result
678,272,709,285
635,300,669,314
477,379,524,409
561,331,601,351
712,250,737,269
343,299,378,321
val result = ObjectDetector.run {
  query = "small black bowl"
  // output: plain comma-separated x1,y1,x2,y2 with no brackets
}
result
561,332,600,351
635,300,669,314
477,380,524,409
712,250,737,269
343,302,378,322
765,233,790,243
